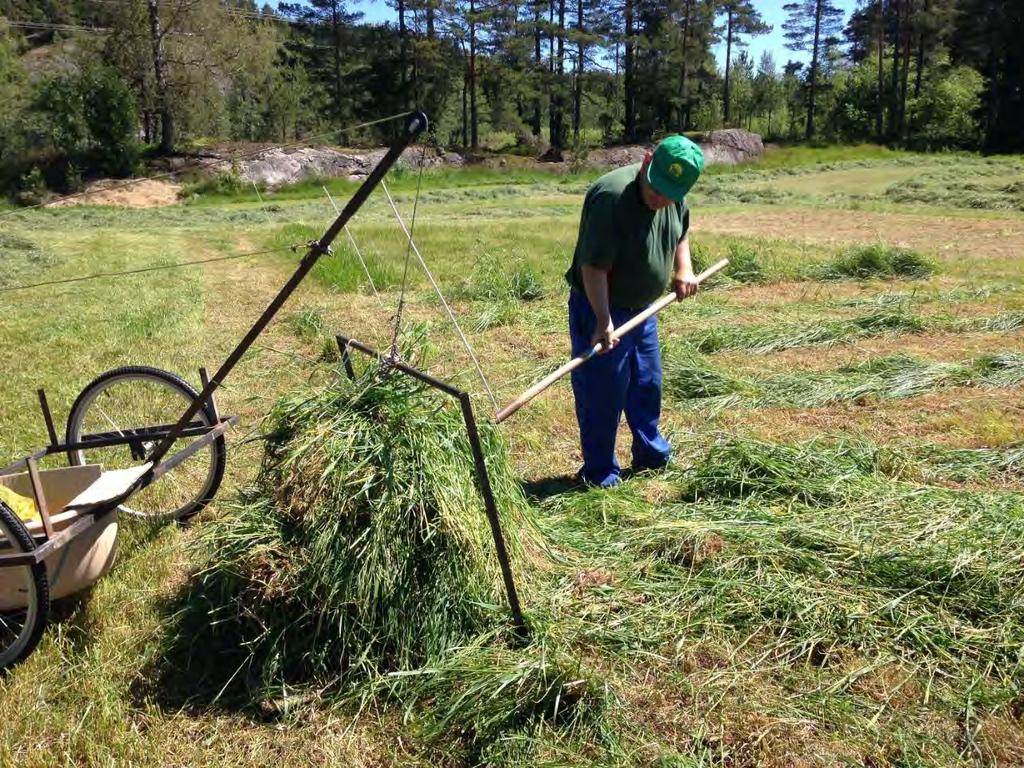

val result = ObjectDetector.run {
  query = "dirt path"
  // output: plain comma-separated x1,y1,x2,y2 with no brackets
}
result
697,208,1024,260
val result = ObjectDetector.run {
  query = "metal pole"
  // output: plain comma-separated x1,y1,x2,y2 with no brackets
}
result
459,392,528,638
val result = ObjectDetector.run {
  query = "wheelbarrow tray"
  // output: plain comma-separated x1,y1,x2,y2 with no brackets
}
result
0,463,150,607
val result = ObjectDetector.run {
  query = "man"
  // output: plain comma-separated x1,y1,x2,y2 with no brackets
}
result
565,135,704,488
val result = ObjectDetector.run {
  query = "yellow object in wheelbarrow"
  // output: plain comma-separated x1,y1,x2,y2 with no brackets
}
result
0,484,38,523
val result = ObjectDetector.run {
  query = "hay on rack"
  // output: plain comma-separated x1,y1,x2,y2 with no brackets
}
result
192,364,533,691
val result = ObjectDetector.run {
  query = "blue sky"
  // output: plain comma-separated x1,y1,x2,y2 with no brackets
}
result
350,0,862,70
712,0,861,68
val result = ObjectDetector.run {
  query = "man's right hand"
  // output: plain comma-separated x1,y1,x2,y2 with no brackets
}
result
591,316,618,353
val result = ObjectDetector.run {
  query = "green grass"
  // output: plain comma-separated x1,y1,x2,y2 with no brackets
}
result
2,152,1024,767
819,244,935,280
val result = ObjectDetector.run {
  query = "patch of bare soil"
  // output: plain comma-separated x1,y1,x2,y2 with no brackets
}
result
697,209,1024,261
46,178,182,208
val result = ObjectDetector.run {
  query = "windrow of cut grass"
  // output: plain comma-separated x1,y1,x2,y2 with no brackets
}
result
664,347,1024,410
531,433,1024,762
691,240,935,286
692,307,1024,354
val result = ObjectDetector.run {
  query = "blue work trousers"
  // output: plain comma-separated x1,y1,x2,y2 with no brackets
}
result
568,290,671,487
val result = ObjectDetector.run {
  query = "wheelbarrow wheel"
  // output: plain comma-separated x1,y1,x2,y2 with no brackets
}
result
66,366,226,522
0,501,49,670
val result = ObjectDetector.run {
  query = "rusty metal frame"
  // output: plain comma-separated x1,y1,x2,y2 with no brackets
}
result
336,334,528,638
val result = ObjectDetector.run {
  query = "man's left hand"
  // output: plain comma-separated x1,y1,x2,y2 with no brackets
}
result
672,272,699,301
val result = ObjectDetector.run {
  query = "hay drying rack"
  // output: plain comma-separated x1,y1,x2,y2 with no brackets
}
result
0,111,526,672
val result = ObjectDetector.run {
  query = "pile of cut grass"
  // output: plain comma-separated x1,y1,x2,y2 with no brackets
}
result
818,243,934,281
182,363,534,694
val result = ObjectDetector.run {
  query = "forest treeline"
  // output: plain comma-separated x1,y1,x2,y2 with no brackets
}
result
0,0,1021,197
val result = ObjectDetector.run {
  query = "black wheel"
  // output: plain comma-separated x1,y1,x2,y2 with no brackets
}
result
0,501,49,670
66,366,226,522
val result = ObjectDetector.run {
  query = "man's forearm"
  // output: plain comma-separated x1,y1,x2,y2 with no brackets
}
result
674,236,694,278
581,264,612,322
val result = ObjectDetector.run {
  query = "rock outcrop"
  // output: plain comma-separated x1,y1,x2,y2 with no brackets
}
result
699,128,764,165
583,129,763,170
230,146,464,189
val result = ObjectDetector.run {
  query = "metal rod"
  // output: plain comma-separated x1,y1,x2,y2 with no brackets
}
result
148,417,237,485
335,334,528,637
146,112,428,469
323,186,383,305
37,389,59,447
495,258,730,423
339,338,357,381
459,392,528,638
199,367,221,423
336,335,464,397
51,423,215,453
380,181,498,411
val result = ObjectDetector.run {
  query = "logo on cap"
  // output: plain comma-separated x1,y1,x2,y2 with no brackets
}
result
669,162,684,178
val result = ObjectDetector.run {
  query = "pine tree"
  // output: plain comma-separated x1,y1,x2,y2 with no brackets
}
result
719,0,769,126
782,0,843,139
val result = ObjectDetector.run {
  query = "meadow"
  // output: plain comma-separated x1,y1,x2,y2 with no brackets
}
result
0,147,1022,767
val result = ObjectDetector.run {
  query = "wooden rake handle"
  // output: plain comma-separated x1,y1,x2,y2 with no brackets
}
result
495,258,729,424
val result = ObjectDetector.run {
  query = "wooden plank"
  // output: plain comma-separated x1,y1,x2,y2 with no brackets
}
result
25,458,53,540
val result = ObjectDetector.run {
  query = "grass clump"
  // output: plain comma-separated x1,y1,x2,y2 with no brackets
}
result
455,252,546,303
376,639,608,764
678,436,878,505
662,343,746,400
186,362,533,693
690,240,766,285
270,222,400,293
819,244,934,281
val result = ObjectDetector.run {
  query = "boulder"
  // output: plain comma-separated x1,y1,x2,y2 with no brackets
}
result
699,128,764,165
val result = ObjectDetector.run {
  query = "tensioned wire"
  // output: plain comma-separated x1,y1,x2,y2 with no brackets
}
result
0,245,297,295
0,110,416,294
380,179,498,411
3,110,500,408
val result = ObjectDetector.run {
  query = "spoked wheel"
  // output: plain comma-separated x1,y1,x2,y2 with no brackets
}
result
66,366,226,522
0,502,48,670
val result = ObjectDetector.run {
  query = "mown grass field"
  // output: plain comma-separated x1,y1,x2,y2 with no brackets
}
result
0,147,1022,767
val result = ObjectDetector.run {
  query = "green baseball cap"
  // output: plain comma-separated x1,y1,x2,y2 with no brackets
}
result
645,135,704,202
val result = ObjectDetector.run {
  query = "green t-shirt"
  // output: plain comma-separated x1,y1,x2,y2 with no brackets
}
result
565,163,690,310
